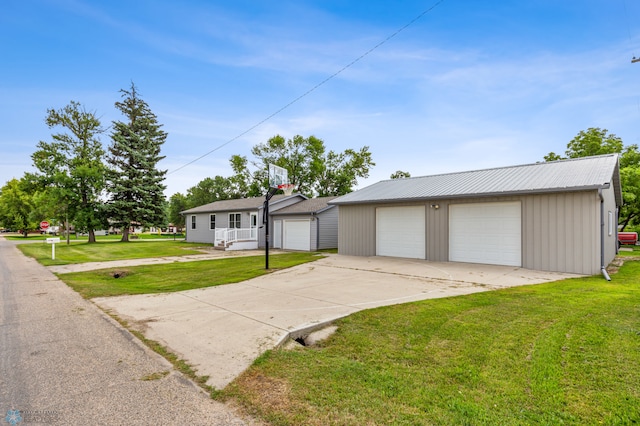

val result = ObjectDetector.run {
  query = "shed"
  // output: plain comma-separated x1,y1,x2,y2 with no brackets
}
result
330,154,622,276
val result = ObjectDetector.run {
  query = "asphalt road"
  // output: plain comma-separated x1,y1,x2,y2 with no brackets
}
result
0,238,256,426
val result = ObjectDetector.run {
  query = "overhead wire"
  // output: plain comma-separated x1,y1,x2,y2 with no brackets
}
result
168,0,446,175
622,0,636,57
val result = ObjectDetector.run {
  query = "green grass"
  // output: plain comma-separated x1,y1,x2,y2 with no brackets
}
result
222,261,640,426
618,244,640,256
5,232,184,241
17,240,208,266
59,252,323,298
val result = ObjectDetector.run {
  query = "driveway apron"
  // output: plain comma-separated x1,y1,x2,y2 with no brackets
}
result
93,254,579,390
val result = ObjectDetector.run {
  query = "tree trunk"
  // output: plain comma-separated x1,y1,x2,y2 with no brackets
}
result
121,227,129,242
22,230,28,238
619,212,638,232
88,229,96,243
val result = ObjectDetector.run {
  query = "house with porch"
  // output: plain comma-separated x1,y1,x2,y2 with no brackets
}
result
182,194,306,250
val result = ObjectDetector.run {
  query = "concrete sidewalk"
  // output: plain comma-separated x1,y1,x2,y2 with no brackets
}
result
93,254,580,390
47,249,269,274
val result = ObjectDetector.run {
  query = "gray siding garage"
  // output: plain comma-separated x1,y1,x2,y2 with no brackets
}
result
331,155,622,276
271,197,338,251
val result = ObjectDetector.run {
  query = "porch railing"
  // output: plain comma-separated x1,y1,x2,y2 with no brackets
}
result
215,227,258,246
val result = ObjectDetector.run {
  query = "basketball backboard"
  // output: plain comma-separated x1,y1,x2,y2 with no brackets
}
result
268,164,288,189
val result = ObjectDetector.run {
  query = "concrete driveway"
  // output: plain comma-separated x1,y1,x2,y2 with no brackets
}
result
93,254,580,390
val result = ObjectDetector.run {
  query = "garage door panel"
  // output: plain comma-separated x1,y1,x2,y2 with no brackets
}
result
376,206,425,259
283,220,310,251
449,202,521,267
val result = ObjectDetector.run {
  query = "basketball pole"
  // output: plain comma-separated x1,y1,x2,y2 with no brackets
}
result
264,187,279,269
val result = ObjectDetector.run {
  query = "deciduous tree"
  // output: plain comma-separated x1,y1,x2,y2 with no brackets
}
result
544,127,640,230
167,193,188,230
31,101,107,243
185,176,234,208
390,170,411,179
230,134,374,197
0,177,37,237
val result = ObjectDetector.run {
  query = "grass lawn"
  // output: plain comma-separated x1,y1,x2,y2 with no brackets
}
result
618,244,640,256
59,252,323,298
222,260,640,426
17,240,208,266
5,233,184,241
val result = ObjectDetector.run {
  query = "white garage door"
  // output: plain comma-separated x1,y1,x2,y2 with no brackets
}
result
449,202,521,267
376,206,425,259
283,220,311,251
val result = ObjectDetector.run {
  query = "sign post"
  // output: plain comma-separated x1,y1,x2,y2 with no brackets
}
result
46,237,60,260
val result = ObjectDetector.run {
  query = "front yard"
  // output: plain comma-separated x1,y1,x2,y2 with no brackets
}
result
16,239,208,266
59,252,323,298
222,260,640,425
18,236,639,424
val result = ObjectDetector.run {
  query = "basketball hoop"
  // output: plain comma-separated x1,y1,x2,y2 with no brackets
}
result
278,183,295,196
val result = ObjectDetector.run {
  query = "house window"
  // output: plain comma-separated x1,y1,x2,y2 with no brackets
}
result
229,213,241,228
191,215,196,230
608,211,613,236
210,214,216,230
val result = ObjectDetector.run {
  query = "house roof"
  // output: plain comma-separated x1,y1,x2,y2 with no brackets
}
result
181,194,306,214
271,196,338,215
331,154,622,206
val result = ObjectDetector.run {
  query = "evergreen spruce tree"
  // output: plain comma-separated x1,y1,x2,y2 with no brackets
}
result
107,83,167,242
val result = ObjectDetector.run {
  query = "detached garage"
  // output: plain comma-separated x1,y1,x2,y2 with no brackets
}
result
331,155,622,276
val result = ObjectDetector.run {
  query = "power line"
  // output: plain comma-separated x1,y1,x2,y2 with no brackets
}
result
169,0,446,175
622,0,639,62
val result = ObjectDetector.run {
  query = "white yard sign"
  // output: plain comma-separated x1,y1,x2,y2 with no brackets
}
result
46,237,61,260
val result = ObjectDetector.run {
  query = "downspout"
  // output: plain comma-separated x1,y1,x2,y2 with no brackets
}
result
313,212,319,251
599,188,611,281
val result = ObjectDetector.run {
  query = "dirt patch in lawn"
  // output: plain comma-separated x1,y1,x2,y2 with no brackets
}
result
607,255,640,275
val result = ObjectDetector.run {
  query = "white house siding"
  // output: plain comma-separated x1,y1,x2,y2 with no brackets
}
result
186,210,256,244
186,214,214,244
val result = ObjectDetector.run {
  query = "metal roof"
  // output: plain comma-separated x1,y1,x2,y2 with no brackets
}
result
181,194,306,214
272,196,338,215
331,154,622,205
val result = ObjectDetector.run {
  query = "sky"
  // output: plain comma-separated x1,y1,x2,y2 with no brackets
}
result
1,0,639,197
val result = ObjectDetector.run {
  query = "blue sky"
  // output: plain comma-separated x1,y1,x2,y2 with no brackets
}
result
1,0,639,197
